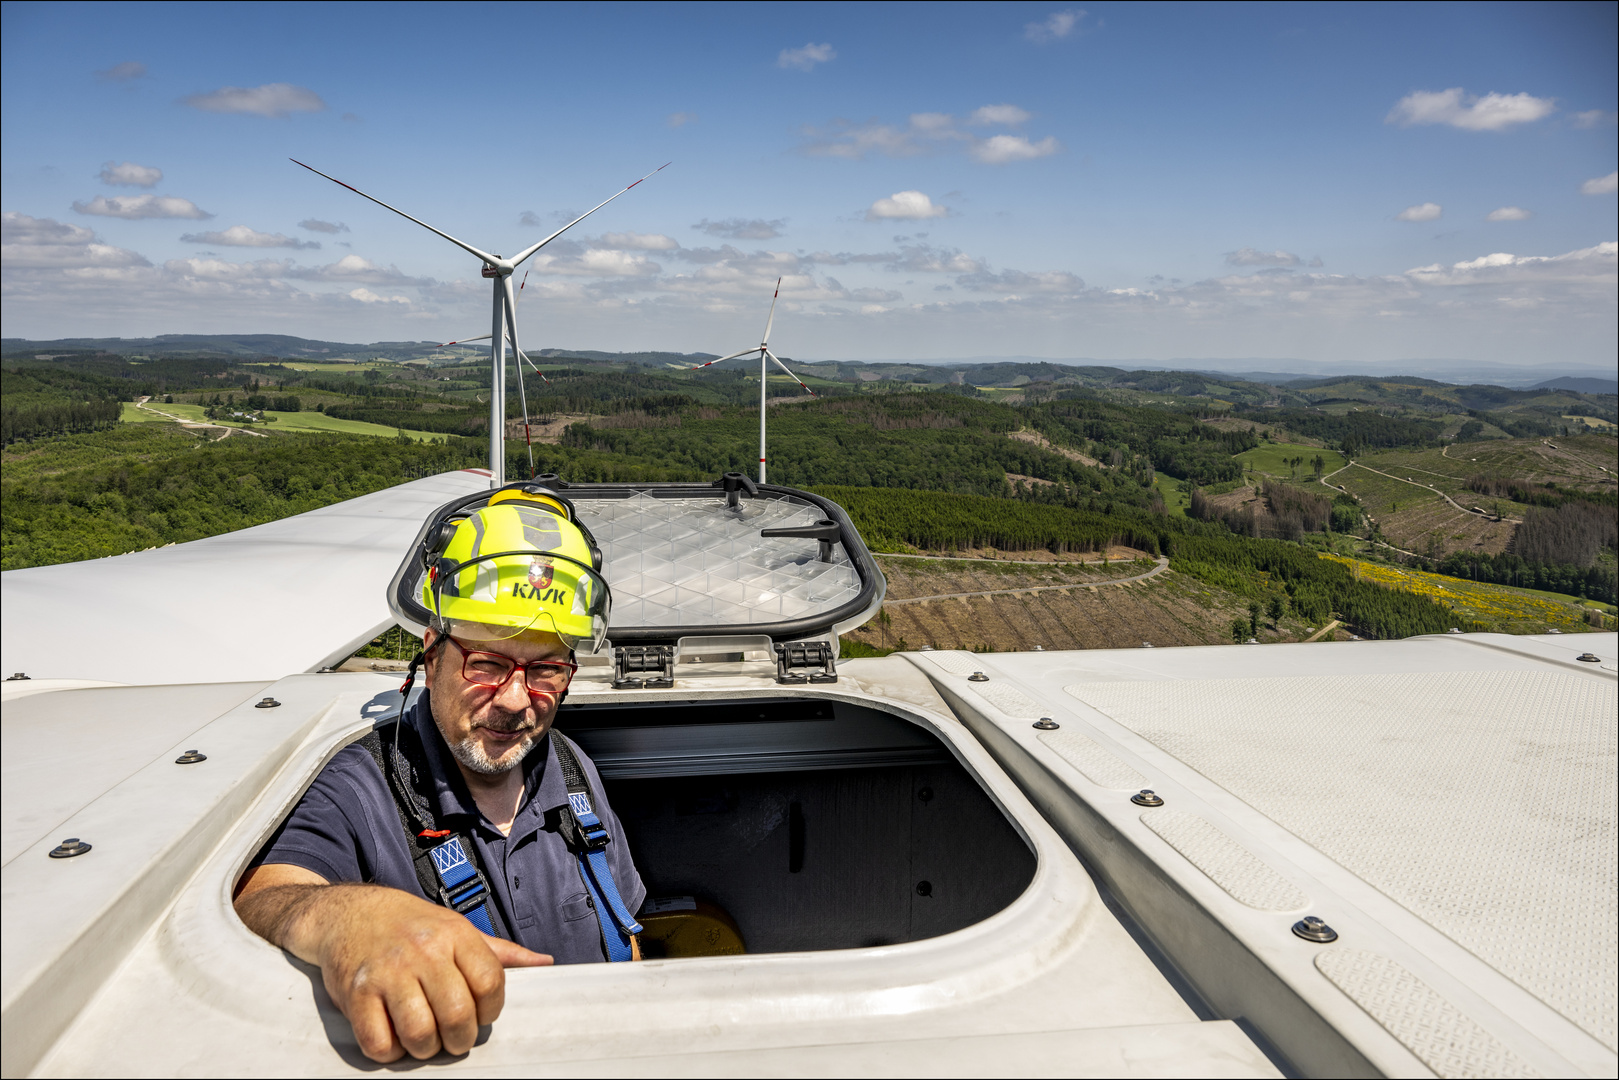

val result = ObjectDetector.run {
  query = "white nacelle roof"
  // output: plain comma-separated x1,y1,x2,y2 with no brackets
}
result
0,470,490,685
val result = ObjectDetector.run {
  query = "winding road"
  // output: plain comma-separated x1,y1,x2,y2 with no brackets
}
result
885,556,1170,605
1344,461,1512,521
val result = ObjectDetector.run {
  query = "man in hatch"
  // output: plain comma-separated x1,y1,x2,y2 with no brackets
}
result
235,487,644,1063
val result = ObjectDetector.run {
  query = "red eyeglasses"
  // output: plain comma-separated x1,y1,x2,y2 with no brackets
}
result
439,635,576,696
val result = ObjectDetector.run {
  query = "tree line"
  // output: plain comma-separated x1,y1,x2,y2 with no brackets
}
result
1168,533,1473,639
1,427,481,569
817,485,1164,555
1435,549,1616,605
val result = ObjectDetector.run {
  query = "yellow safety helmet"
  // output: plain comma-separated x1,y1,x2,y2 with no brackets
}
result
422,488,610,652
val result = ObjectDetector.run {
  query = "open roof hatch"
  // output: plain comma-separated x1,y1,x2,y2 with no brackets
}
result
388,474,886,666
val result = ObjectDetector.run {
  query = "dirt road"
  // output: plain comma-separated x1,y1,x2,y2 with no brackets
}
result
885,557,1169,605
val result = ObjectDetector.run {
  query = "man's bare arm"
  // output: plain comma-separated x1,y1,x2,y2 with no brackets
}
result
235,864,552,1062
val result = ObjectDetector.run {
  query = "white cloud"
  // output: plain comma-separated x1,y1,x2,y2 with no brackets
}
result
909,112,955,133
666,112,697,128
970,134,1059,164
1486,206,1532,222
348,287,410,305
164,256,293,281
599,231,679,250
803,108,1052,162
1386,88,1555,131
96,61,146,82
1404,241,1616,285
693,218,786,240
888,243,982,273
288,254,427,284
180,225,320,249
1397,202,1443,222
532,249,663,277
957,268,1085,293
98,161,162,188
1025,10,1085,42
1573,110,1617,129
866,191,948,221
181,83,326,117
1582,171,1618,195
1,212,151,269
72,194,212,220
299,218,348,234
777,43,835,72
1225,248,1301,267
969,104,1031,127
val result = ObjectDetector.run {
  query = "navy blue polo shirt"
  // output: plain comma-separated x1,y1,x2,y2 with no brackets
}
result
253,693,645,964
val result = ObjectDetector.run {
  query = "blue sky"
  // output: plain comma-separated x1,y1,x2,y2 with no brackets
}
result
2,1,1614,372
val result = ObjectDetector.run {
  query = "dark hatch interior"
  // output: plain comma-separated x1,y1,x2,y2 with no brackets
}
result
557,696,1037,953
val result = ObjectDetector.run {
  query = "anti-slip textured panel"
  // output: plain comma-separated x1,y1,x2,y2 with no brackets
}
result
969,681,1047,719
1065,670,1617,1050
1139,810,1309,911
1315,949,1538,1078
921,650,986,676
579,493,862,627
1036,730,1148,791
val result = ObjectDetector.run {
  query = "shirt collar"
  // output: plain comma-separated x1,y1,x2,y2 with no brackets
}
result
409,692,568,830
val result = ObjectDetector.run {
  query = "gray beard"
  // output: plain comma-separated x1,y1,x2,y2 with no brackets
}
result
448,728,540,775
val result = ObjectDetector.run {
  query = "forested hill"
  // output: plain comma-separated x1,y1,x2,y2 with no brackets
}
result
4,348,1614,633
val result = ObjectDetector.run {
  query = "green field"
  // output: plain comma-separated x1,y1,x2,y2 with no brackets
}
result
119,400,447,442
1236,441,1348,481
119,402,171,423
261,411,449,442
1152,473,1192,517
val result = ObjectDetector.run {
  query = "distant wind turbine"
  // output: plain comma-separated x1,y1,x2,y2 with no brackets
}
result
291,158,667,486
689,278,816,483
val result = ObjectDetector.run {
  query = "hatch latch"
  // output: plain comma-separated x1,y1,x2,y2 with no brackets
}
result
612,645,674,689
774,641,837,684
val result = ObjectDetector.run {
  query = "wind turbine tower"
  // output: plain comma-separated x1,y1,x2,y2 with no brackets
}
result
689,279,817,483
292,159,666,486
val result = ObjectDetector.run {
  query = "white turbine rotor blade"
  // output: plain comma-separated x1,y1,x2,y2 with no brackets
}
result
765,348,816,395
519,348,550,384
690,347,760,370
502,276,550,385
441,334,492,346
290,159,500,266
760,277,782,345
509,162,671,268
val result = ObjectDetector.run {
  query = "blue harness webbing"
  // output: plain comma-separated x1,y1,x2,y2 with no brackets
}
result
554,737,643,962
427,835,499,937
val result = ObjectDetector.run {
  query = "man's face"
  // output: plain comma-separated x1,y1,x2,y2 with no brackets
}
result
422,626,570,776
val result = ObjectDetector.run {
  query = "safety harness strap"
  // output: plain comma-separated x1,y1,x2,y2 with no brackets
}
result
553,734,643,961
359,721,508,941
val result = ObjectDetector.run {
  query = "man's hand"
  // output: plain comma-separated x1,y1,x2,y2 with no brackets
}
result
235,864,552,1062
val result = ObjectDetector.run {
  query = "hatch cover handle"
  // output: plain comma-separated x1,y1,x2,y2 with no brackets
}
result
761,519,842,562
775,641,837,685
612,645,674,689
713,471,758,510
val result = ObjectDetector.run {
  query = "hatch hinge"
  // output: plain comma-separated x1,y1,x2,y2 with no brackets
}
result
774,641,837,685
612,645,674,689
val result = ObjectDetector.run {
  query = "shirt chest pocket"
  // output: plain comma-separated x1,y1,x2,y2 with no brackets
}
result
560,892,595,923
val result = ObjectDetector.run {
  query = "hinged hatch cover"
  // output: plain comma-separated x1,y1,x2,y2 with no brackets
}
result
389,478,886,647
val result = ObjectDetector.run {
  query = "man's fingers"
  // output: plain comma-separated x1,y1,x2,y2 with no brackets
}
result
457,936,507,1027
385,982,443,1061
417,965,480,1058
486,935,553,968
344,991,405,1064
